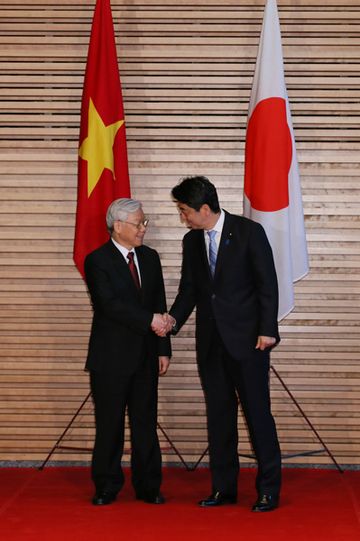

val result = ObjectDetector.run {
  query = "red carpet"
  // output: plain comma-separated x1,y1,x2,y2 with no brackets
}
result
0,467,359,540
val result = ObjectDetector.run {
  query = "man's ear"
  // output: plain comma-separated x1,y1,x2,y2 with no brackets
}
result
200,203,211,216
113,220,122,234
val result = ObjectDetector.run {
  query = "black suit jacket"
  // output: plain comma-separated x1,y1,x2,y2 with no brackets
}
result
84,240,171,375
169,211,279,362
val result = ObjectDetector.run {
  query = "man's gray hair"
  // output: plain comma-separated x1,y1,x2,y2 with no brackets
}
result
106,198,142,232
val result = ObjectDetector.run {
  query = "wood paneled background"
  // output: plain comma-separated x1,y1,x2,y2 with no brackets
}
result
0,0,359,468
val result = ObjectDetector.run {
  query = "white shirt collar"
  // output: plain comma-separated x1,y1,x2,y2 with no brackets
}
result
204,209,225,235
111,238,135,261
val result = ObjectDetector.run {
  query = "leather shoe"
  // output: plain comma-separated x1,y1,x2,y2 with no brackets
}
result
252,494,279,512
136,492,165,504
198,492,237,507
92,491,117,506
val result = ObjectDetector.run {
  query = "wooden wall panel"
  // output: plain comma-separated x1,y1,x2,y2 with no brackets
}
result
0,0,359,468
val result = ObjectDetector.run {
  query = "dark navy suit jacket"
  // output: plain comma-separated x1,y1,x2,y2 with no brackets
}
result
169,211,279,362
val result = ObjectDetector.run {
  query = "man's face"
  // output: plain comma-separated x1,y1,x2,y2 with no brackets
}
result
113,208,147,249
175,202,208,229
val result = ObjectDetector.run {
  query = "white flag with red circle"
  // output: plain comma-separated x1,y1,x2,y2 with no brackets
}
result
243,0,309,320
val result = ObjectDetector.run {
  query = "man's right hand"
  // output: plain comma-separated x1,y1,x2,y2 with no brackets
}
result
151,313,175,337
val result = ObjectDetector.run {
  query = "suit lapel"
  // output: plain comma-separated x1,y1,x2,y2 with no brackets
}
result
135,246,148,298
196,230,213,281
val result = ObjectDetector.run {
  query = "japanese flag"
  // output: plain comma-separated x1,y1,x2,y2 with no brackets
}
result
243,0,309,320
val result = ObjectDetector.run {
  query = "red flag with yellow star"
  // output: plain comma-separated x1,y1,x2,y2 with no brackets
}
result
74,0,130,277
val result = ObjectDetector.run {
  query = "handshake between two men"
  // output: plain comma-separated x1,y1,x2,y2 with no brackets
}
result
151,313,176,337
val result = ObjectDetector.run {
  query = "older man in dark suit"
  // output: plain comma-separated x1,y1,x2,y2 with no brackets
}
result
163,176,281,512
84,198,171,506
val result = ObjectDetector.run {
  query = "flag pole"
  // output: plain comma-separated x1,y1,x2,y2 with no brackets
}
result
40,0,185,472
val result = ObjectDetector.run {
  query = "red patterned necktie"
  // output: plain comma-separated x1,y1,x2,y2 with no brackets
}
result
127,251,141,289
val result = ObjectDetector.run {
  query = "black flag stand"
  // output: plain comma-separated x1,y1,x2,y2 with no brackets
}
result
38,391,191,471
270,365,343,472
190,365,344,473
38,392,92,470
39,366,343,473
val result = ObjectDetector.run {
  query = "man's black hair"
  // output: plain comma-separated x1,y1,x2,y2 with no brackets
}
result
171,175,220,213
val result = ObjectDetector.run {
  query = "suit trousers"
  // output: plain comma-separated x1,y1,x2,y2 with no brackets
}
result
90,356,161,496
198,330,281,498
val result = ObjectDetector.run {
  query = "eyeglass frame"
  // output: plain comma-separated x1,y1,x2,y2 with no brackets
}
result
116,218,149,230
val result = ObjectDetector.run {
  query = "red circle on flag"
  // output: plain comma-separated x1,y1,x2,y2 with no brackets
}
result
244,97,292,212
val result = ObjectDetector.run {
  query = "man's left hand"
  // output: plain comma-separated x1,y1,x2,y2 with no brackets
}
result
159,356,170,375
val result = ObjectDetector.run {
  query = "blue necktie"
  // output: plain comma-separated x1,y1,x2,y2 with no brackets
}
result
207,230,217,277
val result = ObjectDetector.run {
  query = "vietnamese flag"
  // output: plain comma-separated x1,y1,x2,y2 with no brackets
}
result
74,0,130,277
243,0,308,320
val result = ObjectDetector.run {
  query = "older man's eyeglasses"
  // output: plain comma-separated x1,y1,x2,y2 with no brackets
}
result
118,219,149,230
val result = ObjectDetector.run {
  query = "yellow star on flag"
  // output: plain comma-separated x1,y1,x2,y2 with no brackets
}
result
79,98,124,197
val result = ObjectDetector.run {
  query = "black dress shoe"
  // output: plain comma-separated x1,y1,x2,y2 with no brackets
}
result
198,492,237,507
92,491,117,506
252,494,279,512
136,492,165,504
